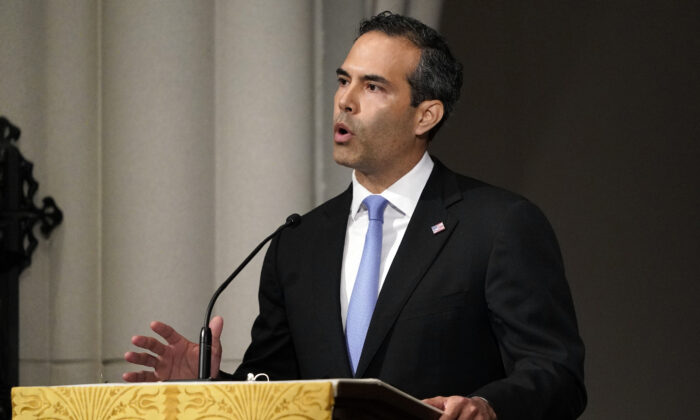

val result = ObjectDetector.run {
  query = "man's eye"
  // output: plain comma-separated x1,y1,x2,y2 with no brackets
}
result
338,78,348,86
368,83,378,91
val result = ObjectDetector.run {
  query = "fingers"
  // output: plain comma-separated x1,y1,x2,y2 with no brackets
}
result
124,351,159,368
131,335,167,356
423,396,447,410
123,351,160,382
122,370,158,383
426,396,496,420
150,321,184,346
210,316,224,339
443,397,472,420
210,316,224,378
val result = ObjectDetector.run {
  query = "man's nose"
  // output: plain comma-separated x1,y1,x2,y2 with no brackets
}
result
337,86,358,114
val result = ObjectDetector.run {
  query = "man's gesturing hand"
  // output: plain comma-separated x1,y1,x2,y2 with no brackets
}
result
423,395,497,420
122,316,224,382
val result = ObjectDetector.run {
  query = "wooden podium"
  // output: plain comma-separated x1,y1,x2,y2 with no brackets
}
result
12,379,442,419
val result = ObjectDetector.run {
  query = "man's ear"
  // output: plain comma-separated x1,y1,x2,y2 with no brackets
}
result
414,100,445,137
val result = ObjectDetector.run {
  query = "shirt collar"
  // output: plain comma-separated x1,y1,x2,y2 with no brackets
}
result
350,152,434,219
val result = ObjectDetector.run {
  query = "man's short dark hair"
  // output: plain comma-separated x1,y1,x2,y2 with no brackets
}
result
358,11,463,140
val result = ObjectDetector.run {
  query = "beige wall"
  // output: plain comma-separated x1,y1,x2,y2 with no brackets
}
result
0,0,440,385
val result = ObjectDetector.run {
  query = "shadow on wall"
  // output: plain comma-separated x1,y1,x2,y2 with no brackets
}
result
434,1,700,419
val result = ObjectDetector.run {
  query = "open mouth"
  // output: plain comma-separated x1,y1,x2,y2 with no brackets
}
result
334,123,354,143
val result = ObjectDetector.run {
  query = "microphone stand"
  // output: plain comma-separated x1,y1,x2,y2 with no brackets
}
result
197,214,301,380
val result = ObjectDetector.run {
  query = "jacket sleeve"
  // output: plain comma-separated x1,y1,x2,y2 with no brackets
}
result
473,200,587,419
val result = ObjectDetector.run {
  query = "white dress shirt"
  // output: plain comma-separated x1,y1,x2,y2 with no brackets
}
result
340,152,434,328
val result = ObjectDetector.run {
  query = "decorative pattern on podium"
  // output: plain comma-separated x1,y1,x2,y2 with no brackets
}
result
12,382,334,420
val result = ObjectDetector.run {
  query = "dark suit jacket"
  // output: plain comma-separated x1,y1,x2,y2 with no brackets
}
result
226,160,586,419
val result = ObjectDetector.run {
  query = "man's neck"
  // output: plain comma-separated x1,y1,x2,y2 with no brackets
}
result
354,151,427,194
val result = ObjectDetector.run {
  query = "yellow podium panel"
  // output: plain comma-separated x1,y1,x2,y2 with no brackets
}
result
12,381,334,420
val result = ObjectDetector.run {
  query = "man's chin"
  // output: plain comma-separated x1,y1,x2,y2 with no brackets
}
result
332,150,355,169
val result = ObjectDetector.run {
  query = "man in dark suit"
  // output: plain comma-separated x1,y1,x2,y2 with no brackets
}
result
124,12,586,420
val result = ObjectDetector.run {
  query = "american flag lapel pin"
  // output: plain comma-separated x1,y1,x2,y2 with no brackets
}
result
431,221,445,235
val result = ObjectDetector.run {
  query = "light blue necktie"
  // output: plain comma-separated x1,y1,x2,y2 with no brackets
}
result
346,194,389,375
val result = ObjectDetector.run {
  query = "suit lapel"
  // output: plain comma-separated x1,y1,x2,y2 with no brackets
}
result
355,161,462,377
310,186,354,377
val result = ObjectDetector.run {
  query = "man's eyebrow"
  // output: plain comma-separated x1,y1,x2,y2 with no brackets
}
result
362,74,391,86
336,68,392,87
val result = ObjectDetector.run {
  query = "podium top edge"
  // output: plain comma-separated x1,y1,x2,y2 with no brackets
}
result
12,378,386,390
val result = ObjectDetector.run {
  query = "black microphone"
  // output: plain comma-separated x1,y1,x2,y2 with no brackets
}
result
197,213,302,380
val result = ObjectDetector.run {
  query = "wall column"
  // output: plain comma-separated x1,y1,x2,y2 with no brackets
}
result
100,0,215,382
214,0,315,370
1,0,52,387
42,0,100,385
0,0,101,386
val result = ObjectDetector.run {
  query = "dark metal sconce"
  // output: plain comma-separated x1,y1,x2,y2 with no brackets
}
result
0,116,63,419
